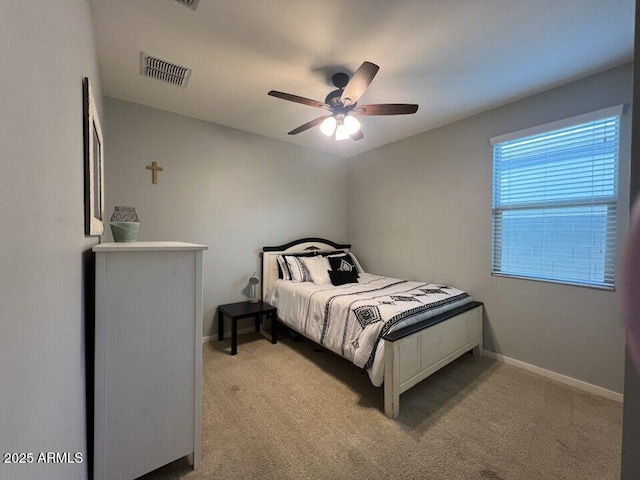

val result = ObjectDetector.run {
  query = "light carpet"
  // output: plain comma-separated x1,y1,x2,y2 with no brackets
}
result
139,332,622,480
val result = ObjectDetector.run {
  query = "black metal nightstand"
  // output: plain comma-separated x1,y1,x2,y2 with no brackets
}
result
217,301,278,355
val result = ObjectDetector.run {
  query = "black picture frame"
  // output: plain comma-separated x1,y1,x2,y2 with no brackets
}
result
83,77,104,236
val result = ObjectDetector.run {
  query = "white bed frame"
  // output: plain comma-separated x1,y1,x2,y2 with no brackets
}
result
262,238,483,418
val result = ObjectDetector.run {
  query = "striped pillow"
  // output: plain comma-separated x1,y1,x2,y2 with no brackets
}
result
276,255,291,281
284,256,312,283
300,256,332,285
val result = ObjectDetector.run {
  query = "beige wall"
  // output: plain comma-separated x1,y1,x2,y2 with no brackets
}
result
103,98,348,337
347,64,632,393
0,1,102,478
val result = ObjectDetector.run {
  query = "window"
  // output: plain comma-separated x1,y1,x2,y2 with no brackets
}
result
491,106,622,289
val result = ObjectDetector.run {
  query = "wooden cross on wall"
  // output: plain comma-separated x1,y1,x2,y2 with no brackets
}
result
146,161,163,184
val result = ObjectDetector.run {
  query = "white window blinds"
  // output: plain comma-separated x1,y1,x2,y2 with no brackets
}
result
491,106,622,289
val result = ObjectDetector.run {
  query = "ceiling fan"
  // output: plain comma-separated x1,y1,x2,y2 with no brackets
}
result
268,61,419,141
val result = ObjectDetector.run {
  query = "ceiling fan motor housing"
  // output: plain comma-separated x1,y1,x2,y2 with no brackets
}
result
325,89,343,107
324,89,354,111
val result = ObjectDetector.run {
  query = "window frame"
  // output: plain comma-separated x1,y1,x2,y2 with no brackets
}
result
490,105,623,290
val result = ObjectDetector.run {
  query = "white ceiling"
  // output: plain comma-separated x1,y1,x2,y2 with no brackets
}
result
89,0,634,158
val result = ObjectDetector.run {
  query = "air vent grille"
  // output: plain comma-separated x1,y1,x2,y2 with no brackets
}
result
141,53,192,88
173,0,200,10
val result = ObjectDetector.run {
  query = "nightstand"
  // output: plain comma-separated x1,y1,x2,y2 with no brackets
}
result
217,301,278,355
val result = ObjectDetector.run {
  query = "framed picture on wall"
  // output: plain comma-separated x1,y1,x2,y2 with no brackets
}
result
83,77,105,236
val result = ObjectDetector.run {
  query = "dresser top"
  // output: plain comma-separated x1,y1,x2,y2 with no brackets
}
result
93,241,208,252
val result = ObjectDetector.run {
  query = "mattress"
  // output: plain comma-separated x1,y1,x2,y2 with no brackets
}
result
266,273,471,386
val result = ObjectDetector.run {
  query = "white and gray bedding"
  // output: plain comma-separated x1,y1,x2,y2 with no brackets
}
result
266,273,471,387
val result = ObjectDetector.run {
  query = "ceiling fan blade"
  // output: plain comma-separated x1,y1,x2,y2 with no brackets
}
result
340,61,379,106
351,129,364,141
268,90,329,110
353,104,419,115
287,116,331,135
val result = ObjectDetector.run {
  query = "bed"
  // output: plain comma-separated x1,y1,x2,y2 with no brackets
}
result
262,238,483,418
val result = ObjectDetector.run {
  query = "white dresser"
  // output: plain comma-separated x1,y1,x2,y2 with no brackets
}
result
93,242,207,480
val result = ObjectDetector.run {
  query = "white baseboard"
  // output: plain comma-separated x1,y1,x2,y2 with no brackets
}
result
483,351,623,403
202,326,257,343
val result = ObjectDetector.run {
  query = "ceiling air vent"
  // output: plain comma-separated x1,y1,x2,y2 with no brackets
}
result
141,53,192,88
173,0,200,10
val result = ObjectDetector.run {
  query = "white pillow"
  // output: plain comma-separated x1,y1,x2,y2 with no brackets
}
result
350,253,365,274
301,256,332,285
284,256,312,283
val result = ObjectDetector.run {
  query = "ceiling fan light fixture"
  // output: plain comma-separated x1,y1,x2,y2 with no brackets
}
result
335,123,350,141
344,115,361,135
320,116,337,136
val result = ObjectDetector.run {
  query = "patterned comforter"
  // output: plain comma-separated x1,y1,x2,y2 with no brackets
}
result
266,273,471,386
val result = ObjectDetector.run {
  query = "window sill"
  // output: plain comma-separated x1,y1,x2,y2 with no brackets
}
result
490,272,615,291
